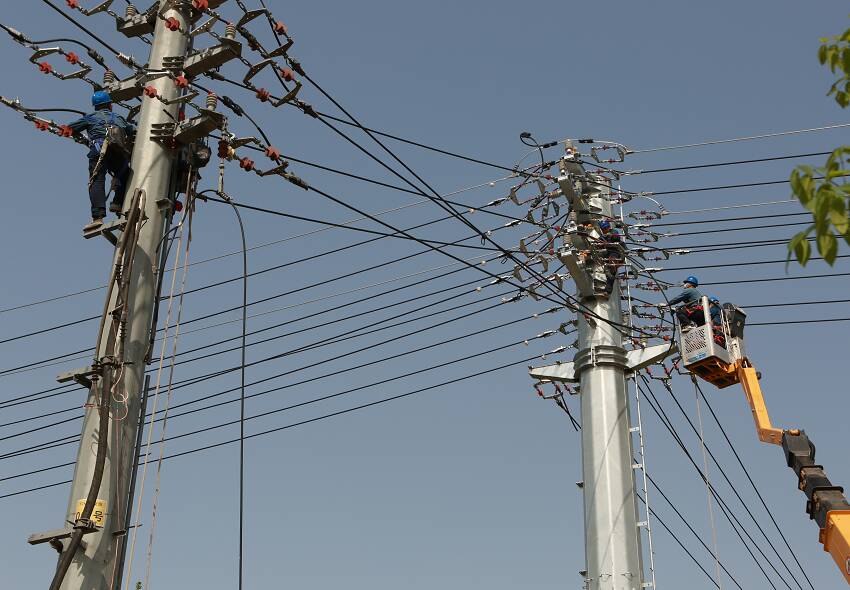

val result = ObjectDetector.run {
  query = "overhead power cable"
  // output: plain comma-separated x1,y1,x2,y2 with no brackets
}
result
629,123,850,154
642,377,807,590
637,379,786,589
0,353,542,497
693,381,815,589
631,151,831,174
0,304,540,457
0,285,516,437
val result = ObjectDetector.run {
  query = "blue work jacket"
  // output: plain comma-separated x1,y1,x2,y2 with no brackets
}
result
668,287,702,307
68,110,135,158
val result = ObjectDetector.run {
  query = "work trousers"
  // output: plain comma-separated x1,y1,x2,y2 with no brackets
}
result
88,150,130,219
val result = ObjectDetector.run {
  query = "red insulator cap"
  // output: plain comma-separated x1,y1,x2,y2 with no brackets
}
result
174,75,189,88
38,62,53,74
192,0,209,9
66,0,79,8
165,16,180,31
278,67,295,82
144,85,158,98
57,125,73,137
65,52,80,65
239,157,255,171
174,200,184,212
274,21,288,35
34,120,50,131
265,146,281,161
255,88,270,102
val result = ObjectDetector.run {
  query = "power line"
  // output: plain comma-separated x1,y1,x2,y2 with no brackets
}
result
646,376,809,590
0,303,539,456
629,123,850,154
0,353,541,497
631,151,831,174
693,381,816,589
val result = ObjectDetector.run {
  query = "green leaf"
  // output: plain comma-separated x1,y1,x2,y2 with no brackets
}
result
829,195,849,233
788,231,811,267
818,232,838,264
820,44,829,64
842,47,850,73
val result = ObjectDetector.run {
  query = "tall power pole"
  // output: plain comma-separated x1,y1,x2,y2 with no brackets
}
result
529,150,671,589
573,180,644,589
40,4,193,589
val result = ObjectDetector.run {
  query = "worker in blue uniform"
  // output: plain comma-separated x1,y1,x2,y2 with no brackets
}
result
665,275,703,331
708,295,723,326
597,219,624,294
68,91,135,230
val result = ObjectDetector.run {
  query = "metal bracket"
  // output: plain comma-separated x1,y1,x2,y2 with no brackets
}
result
161,56,185,74
106,73,147,102
160,90,199,105
236,8,269,29
151,121,177,144
556,247,594,298
529,361,577,383
173,108,225,143
56,365,97,387
80,0,114,16
243,57,275,85
28,525,96,554
624,343,677,373
258,162,290,177
116,8,157,38
29,48,92,81
183,38,242,77
83,218,127,245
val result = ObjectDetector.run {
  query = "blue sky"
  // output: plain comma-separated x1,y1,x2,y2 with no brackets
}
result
1,1,849,589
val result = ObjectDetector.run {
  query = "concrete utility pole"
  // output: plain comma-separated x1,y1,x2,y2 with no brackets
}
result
42,5,193,590
530,151,671,589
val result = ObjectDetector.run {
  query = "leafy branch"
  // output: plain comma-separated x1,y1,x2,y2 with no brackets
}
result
788,22,850,265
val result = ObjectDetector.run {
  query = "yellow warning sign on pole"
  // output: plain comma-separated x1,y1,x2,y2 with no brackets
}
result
75,498,107,527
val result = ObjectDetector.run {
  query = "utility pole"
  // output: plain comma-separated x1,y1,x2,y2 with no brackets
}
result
572,181,644,590
529,148,671,589
32,4,194,590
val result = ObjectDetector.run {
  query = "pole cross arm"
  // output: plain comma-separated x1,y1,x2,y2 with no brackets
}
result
556,247,594,298
625,342,677,373
183,38,242,77
173,108,225,143
529,360,577,383
117,7,157,38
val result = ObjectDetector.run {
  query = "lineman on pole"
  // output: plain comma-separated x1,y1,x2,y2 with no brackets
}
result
67,90,135,231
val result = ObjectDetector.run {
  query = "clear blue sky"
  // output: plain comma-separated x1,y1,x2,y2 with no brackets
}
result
1,1,849,589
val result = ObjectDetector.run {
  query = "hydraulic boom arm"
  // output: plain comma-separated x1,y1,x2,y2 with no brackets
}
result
736,360,850,585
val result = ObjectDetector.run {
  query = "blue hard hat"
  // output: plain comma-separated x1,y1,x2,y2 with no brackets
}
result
709,295,720,303
92,90,112,107
599,219,612,230
684,275,699,286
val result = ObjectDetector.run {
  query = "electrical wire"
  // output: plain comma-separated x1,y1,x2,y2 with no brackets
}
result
0,352,543,498
631,151,831,174
693,380,816,589
649,376,810,589
629,123,850,154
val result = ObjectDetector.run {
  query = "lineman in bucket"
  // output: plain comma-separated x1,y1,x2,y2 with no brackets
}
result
663,275,703,331
68,90,135,230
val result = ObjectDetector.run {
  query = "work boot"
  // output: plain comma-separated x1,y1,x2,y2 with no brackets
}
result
84,217,104,232
109,202,122,214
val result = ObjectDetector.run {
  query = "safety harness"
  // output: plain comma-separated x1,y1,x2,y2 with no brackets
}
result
88,111,130,188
